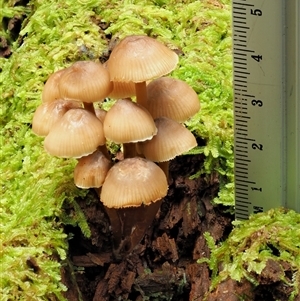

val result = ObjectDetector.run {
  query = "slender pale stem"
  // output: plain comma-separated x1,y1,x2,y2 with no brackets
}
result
158,161,170,179
83,103,111,161
83,102,96,115
105,200,163,260
123,143,137,159
135,81,147,107
98,145,111,161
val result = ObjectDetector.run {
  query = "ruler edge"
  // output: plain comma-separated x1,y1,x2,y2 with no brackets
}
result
232,0,300,219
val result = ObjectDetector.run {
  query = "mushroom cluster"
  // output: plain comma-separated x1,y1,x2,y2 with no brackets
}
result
32,35,200,259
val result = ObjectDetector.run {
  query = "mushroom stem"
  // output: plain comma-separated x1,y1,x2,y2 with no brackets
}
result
135,82,147,107
123,143,137,158
98,144,111,161
83,102,96,115
104,200,162,261
158,161,170,179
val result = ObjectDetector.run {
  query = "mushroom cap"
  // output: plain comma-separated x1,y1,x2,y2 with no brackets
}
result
107,35,178,83
58,61,113,103
146,77,200,122
42,69,66,103
100,157,168,208
32,99,81,136
74,150,112,188
138,117,197,162
103,98,157,143
44,108,106,158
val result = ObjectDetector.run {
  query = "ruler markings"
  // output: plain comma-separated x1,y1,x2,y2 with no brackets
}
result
232,7,246,11
236,207,250,212
235,180,255,185
232,0,296,219
236,193,249,198
241,94,254,98
235,71,250,75
233,48,254,53
235,161,249,164
235,115,250,119
236,149,248,153
236,183,249,188
236,138,255,142
234,25,250,30
233,21,247,25
236,205,250,210
236,199,250,204
235,66,247,70
233,3,254,7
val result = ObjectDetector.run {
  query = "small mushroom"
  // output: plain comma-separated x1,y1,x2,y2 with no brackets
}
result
44,108,105,158
58,61,113,114
74,149,112,189
138,117,197,178
145,77,200,122
107,35,178,107
32,99,81,136
103,98,157,158
41,69,66,103
100,157,168,259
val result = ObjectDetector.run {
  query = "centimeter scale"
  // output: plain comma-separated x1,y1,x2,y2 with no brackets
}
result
232,0,300,219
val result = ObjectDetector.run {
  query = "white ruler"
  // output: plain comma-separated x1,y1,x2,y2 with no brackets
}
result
232,0,300,219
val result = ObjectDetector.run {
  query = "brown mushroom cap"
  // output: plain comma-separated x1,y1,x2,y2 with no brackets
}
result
103,98,157,144
74,150,112,188
42,69,66,103
44,108,105,158
138,117,197,162
107,35,178,83
146,77,200,122
100,157,168,208
58,61,113,103
32,99,81,136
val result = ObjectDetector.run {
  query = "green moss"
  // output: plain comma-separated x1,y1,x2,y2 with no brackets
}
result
199,208,300,300
1,0,233,299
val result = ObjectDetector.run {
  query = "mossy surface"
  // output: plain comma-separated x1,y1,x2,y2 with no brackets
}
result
200,208,300,300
